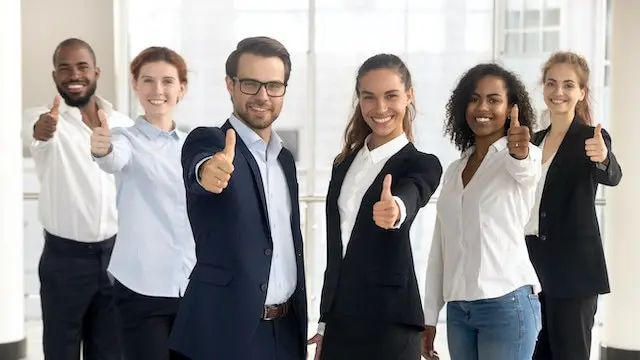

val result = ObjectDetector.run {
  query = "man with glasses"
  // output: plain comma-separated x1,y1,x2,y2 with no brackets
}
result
169,36,307,360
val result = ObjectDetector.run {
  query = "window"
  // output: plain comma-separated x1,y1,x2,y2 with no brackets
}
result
503,0,561,55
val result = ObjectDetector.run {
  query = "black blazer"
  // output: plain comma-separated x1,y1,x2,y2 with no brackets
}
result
168,121,307,360
526,117,622,298
319,143,442,328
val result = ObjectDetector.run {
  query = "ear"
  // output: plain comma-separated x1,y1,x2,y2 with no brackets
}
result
95,67,101,80
579,87,586,101
130,76,138,93
225,76,235,96
51,70,56,83
179,82,187,98
406,87,415,105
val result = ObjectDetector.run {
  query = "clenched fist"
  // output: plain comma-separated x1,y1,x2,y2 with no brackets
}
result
373,174,400,229
585,124,608,163
199,129,236,194
33,95,61,141
90,110,112,157
506,104,530,160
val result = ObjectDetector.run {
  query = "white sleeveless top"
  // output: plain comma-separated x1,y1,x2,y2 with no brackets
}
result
525,136,555,236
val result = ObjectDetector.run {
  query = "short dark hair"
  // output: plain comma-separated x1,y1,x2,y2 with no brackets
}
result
444,63,536,153
225,36,291,84
52,38,97,66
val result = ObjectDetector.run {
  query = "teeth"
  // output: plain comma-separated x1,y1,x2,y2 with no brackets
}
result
149,100,166,105
372,116,392,124
250,106,268,112
551,99,565,104
68,84,84,89
476,117,491,123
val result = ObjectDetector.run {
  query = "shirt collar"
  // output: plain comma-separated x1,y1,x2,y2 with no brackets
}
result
462,136,508,158
361,133,409,164
58,95,114,117
134,116,180,140
229,113,283,153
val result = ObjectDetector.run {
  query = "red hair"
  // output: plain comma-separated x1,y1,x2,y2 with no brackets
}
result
130,46,188,85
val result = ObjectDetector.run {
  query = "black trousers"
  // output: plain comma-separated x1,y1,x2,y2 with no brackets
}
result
246,312,302,360
320,314,422,360
113,280,183,360
533,292,599,360
39,231,121,360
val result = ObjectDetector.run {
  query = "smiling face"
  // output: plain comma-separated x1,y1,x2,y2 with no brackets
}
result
466,75,510,139
543,63,586,117
132,61,186,119
358,68,413,147
52,45,100,107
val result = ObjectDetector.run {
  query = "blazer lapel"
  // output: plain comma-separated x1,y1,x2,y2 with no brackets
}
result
538,117,582,197
222,120,271,236
327,152,358,256
278,150,302,254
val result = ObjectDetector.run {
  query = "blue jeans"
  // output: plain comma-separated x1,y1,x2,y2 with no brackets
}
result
446,285,541,360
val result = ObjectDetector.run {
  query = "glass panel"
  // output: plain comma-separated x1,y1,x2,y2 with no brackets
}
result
542,30,560,52
407,12,446,53
506,10,521,29
234,0,308,11
407,0,445,10
466,0,493,11
525,0,542,10
524,9,541,28
543,8,561,26
523,32,540,54
465,12,494,53
505,32,521,55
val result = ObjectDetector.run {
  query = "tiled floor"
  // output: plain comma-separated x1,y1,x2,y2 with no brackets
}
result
23,320,601,360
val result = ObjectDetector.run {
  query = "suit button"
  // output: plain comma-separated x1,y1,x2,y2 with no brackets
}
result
264,248,272,256
540,212,546,218
540,235,547,241
260,283,268,292
297,253,302,257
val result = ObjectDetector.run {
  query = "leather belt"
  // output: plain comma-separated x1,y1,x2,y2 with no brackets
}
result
261,300,290,321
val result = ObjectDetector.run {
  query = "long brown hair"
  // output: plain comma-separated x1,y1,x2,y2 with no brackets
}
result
335,54,415,164
541,51,593,125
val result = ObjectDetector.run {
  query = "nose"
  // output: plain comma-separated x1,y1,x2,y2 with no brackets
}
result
375,99,388,113
254,85,269,100
153,81,164,95
475,99,489,112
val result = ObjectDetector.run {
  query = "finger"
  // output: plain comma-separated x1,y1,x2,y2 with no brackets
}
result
213,155,234,174
50,95,61,119
98,109,109,129
594,123,603,139
380,174,393,201
510,104,520,128
224,129,236,160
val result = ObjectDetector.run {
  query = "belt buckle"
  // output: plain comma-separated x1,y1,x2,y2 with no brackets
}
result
262,305,276,321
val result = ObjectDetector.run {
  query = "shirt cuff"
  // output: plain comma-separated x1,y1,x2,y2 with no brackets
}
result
195,156,213,186
317,322,326,336
423,308,440,327
392,196,407,229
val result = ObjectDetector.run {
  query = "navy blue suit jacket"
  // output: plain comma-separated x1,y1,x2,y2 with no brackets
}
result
169,120,308,360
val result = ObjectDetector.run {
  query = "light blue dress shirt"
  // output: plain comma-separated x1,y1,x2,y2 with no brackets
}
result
196,114,297,305
94,117,196,298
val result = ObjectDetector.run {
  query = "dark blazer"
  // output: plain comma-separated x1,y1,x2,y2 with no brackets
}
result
168,120,307,360
526,117,622,298
319,143,442,328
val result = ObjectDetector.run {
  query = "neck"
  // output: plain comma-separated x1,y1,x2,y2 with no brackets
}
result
472,133,501,160
78,96,98,117
549,110,574,135
144,114,174,132
234,112,271,143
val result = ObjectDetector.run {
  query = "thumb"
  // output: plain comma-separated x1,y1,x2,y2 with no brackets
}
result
510,104,520,128
594,123,603,139
380,174,393,201
97,109,109,129
223,129,236,159
50,95,61,119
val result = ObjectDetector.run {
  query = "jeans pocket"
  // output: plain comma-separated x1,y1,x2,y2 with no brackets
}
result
528,294,542,333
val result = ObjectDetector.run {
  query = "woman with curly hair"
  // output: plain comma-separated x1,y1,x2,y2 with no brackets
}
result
421,63,542,360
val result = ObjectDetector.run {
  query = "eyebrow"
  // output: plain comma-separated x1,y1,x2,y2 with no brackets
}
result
546,77,576,84
471,92,503,97
57,61,90,67
140,75,177,80
360,89,401,95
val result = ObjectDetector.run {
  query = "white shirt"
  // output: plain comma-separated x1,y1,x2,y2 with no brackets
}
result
423,137,542,326
525,136,555,236
196,115,297,305
318,133,409,335
22,96,134,242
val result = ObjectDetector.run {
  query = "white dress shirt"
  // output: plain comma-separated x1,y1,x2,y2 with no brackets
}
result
423,137,542,326
317,133,409,335
22,96,133,242
525,136,555,236
93,118,196,298
196,115,297,305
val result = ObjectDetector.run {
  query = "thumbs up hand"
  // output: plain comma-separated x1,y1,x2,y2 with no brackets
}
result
373,174,400,229
585,123,608,163
90,110,112,157
200,129,236,194
33,95,61,141
506,104,530,160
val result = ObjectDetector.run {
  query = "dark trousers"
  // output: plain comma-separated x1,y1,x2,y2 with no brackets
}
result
320,314,422,360
113,280,184,360
39,231,121,360
533,292,598,360
247,312,302,360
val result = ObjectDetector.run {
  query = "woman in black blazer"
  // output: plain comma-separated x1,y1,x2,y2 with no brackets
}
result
525,51,622,360
306,53,442,360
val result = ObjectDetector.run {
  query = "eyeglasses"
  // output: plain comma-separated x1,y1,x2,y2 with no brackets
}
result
233,77,287,97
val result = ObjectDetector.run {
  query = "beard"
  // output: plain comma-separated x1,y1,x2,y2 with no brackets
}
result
233,101,279,131
56,81,97,108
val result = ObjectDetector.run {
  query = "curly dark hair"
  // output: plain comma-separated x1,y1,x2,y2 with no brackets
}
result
444,63,536,153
